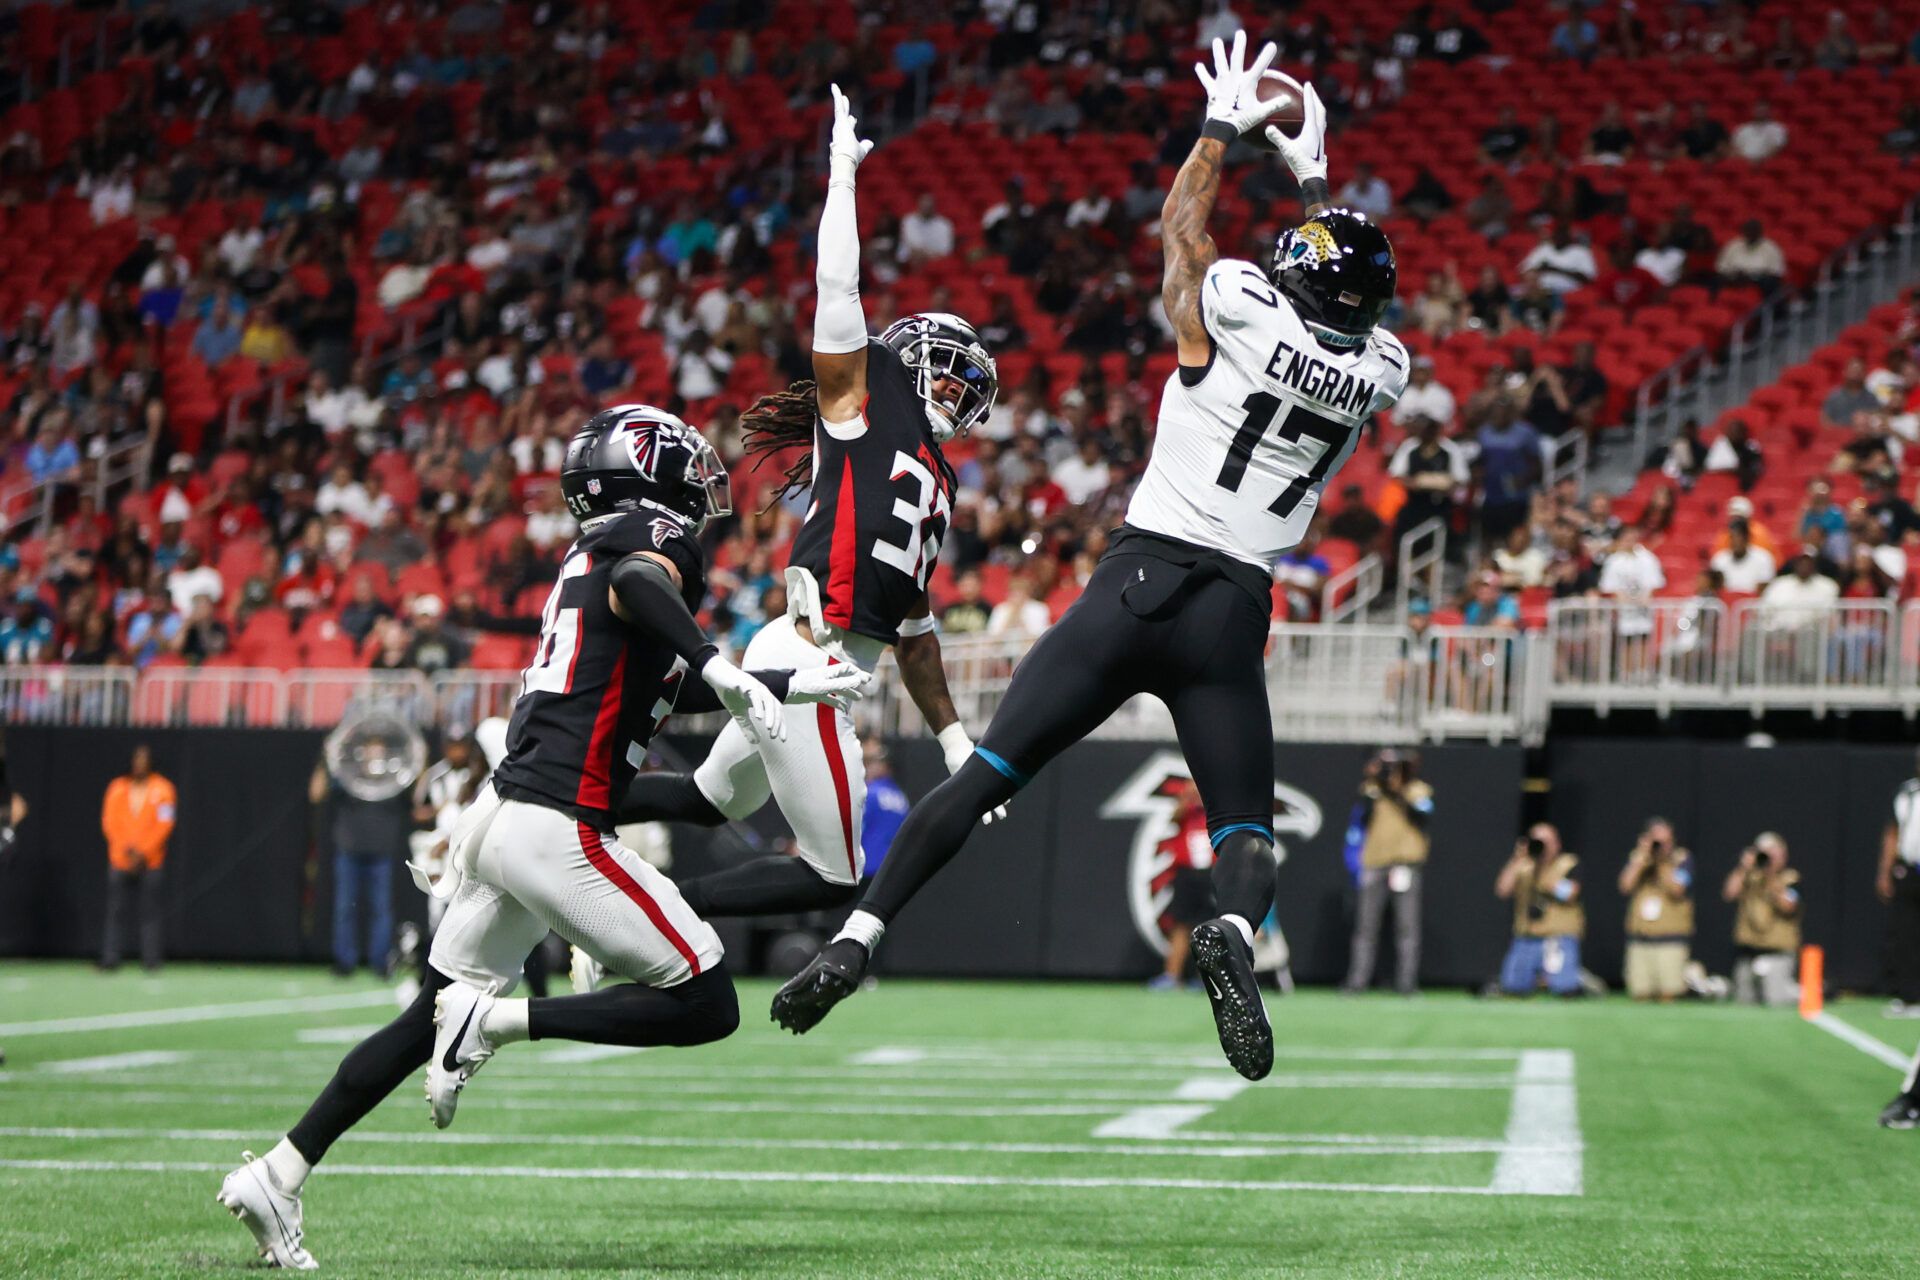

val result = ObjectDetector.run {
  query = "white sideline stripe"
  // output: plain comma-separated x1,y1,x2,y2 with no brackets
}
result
1093,1105,1215,1139
534,1044,652,1064
849,1047,928,1065
0,1125,1537,1159
0,990,396,1037
0,1157,1508,1197
0,1086,1128,1118
1805,1011,1913,1071
1488,1050,1582,1197
9,1070,1514,1096
851,1045,1523,1067
38,1050,187,1074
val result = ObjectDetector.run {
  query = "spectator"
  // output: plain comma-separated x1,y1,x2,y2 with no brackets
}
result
1731,100,1788,163
1272,527,1330,622
1508,273,1561,334
1463,174,1514,240
860,739,910,883
1335,163,1393,221
1811,10,1858,70
1462,571,1521,629
1597,526,1665,648
1479,106,1530,165
338,575,393,645
1520,224,1598,295
1760,548,1840,621
986,570,1051,640
99,744,177,973
672,330,733,400
24,423,80,486
1617,818,1694,1003
1475,400,1544,540
1326,484,1386,550
1393,357,1456,429
1723,834,1802,1007
1493,524,1549,589
578,334,631,399
1342,750,1435,996
1716,220,1786,292
1884,104,1920,160
1797,478,1851,564
403,596,469,675
1387,417,1470,544
1860,468,1920,543
1878,748,1920,1014
0,590,53,664
1703,416,1765,491
1550,10,1600,62
173,595,231,663
191,299,245,368
1593,241,1664,315
1149,779,1215,992
1680,101,1730,161
1560,342,1610,434
1583,102,1634,163
1823,358,1884,430
1710,519,1777,593
899,193,955,263
165,548,224,616
310,746,411,978
1495,824,1585,996
1052,437,1111,505
939,569,992,636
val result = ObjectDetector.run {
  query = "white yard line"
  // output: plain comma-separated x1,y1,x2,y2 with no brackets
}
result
847,1044,1524,1069
0,990,396,1037
1092,1105,1219,1139
36,1050,187,1074
1805,1011,1913,1072
532,1044,652,1065
1488,1050,1582,1197
0,1124,1549,1160
0,1157,1509,1197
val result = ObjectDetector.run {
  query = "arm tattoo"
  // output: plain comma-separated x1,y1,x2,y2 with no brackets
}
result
1161,137,1227,346
1301,177,1331,217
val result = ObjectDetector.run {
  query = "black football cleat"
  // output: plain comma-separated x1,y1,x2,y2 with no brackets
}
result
1878,1095,1920,1130
770,939,870,1034
1191,918,1274,1081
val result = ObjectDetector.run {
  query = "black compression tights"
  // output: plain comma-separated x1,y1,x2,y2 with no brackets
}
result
287,965,738,1166
1210,829,1279,927
860,757,1019,922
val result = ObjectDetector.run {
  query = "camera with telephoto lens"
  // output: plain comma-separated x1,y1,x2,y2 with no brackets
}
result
1526,835,1547,859
1750,846,1772,871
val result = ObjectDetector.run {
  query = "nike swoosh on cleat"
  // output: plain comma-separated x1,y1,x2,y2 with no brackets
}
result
1204,975,1222,1000
442,1002,478,1072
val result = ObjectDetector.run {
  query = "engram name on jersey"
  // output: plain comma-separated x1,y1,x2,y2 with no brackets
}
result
1126,257,1410,568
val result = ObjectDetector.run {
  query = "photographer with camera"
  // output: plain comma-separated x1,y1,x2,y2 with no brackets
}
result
1721,832,1802,1007
1341,749,1435,996
1617,818,1694,1002
1495,823,1585,996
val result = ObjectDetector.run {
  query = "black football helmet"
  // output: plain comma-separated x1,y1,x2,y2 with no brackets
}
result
877,312,998,443
560,404,731,532
1270,209,1397,349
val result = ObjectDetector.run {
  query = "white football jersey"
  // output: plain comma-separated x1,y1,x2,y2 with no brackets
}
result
1126,257,1410,568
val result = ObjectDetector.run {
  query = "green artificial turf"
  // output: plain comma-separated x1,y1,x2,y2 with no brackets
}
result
0,961,1913,1278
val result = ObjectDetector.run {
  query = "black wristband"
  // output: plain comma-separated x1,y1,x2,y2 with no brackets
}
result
1200,119,1239,145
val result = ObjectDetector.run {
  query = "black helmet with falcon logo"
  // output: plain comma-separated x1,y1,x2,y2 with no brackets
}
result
1269,209,1397,349
560,404,732,532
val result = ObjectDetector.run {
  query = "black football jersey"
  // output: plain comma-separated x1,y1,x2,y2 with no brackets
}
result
491,512,706,830
788,339,956,644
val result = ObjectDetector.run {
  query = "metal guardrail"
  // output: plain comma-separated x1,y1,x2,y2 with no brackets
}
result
1395,517,1445,622
1,433,153,539
1323,552,1385,624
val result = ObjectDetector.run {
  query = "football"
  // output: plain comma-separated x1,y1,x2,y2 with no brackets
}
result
1244,69,1308,151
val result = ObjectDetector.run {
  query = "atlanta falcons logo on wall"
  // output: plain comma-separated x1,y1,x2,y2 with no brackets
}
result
1100,749,1322,958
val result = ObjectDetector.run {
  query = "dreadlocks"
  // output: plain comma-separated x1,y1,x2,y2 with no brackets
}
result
740,380,821,504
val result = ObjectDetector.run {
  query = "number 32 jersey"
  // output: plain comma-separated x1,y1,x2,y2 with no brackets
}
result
1126,257,1410,568
788,338,955,646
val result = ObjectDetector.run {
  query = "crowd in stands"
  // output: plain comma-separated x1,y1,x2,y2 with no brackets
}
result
1,0,1918,675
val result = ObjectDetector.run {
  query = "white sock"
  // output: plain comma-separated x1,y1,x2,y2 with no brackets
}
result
482,996,530,1045
1222,914,1255,949
833,909,886,952
262,1138,310,1194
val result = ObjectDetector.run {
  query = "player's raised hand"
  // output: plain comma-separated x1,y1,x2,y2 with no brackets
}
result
1263,80,1327,184
828,83,874,184
703,655,787,742
1193,30,1279,139
785,664,874,712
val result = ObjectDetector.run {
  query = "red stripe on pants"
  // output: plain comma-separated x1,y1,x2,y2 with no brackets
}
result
575,822,700,975
816,698,857,881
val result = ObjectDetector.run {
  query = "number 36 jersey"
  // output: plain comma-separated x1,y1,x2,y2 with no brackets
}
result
788,338,955,647
1126,257,1410,568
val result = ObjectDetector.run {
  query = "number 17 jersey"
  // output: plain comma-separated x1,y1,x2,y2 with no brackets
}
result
1126,257,1411,568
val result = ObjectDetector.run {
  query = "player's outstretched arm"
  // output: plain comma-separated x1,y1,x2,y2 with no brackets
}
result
1163,32,1278,366
894,595,1007,822
607,552,786,741
813,83,875,423
1263,80,1331,218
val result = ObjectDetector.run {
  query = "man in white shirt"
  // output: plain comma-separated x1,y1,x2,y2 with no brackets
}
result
1520,225,1598,295
1335,163,1394,222
218,221,266,277
1759,549,1838,627
899,193,955,262
315,463,377,526
1731,101,1787,163
1392,358,1456,429
1597,527,1665,636
985,572,1051,640
1716,221,1786,289
1708,521,1777,592
1051,437,1112,505
167,548,226,616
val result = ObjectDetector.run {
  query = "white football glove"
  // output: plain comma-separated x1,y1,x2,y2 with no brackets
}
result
1263,80,1328,185
702,655,786,742
785,664,874,713
828,83,874,186
1194,30,1280,139
936,723,1009,825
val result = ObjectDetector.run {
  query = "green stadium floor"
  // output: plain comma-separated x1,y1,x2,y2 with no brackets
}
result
0,962,1913,1278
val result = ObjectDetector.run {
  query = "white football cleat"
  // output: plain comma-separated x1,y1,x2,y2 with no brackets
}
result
216,1150,317,1270
427,980,497,1129
569,946,603,995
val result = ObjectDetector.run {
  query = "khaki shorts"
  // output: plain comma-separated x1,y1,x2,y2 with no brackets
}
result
1624,939,1689,999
